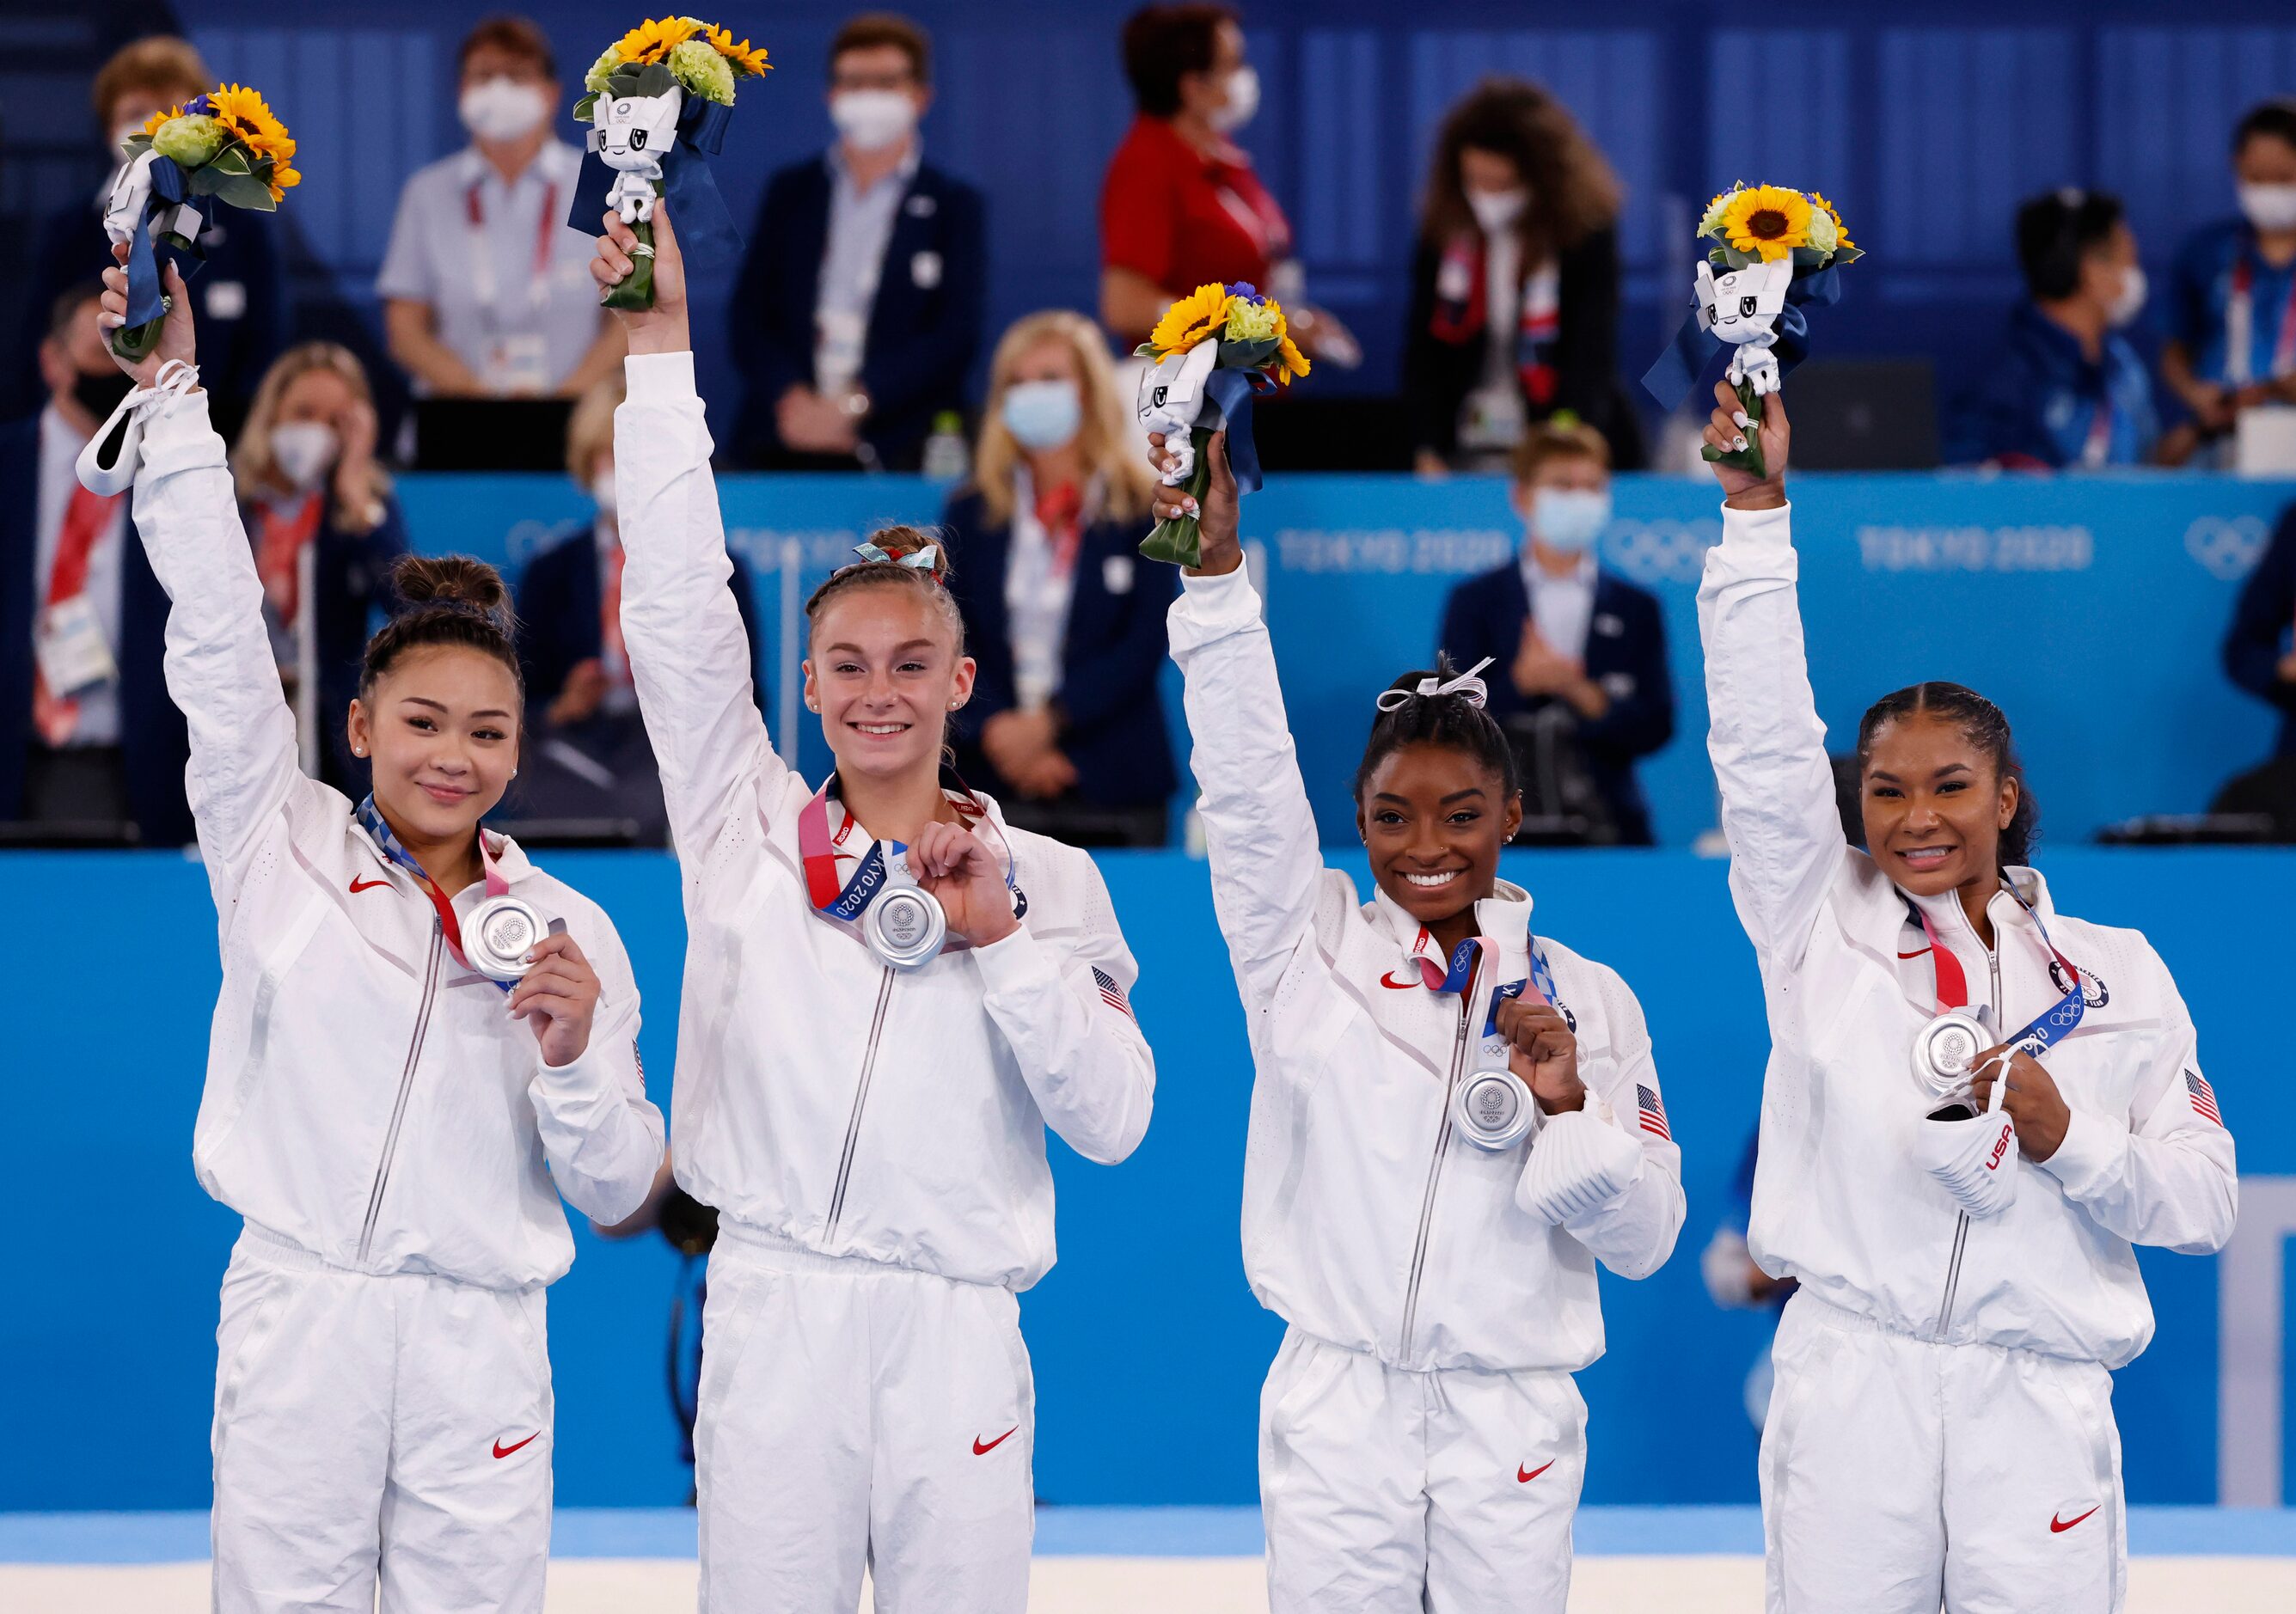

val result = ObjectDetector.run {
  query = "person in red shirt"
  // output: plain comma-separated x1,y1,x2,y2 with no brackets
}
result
1099,5,1356,364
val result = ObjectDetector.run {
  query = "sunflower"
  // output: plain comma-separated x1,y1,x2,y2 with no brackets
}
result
618,16,701,65
1718,184,1811,262
1273,335,1310,383
705,22,771,76
1809,192,1854,253
138,103,186,139
209,83,296,172
1697,186,1736,239
1148,282,1232,354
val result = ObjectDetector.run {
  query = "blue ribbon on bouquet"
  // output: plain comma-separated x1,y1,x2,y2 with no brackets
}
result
1638,264,1842,412
568,95,743,270
119,155,214,330
1199,365,1268,495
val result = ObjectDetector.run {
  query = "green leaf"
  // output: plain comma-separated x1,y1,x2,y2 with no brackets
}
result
1138,515,1203,568
122,133,154,154
208,144,251,176
211,170,277,211
1217,335,1280,370
573,93,597,122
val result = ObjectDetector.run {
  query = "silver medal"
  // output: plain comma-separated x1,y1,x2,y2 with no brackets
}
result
464,894,548,982
1452,1070,1535,1150
1910,1009,1991,1100
864,883,947,970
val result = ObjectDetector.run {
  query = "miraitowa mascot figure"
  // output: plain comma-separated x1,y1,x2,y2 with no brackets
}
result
1641,183,1861,479
591,65,683,308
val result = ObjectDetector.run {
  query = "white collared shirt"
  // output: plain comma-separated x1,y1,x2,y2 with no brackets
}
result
815,140,923,393
35,404,126,745
1520,547,1598,663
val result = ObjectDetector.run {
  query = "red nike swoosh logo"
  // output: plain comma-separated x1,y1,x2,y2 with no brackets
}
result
349,875,392,894
1897,948,1932,959
1380,969,1424,990
972,1428,1017,1456
2049,1506,2098,1533
492,1432,540,1459
1516,1460,1554,1483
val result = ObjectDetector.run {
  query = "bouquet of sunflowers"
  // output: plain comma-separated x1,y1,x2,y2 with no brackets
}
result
1642,183,1860,479
101,85,299,361
573,17,768,311
1133,282,1310,567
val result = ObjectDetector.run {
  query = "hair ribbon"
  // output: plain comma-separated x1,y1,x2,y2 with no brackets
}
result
1375,656,1494,713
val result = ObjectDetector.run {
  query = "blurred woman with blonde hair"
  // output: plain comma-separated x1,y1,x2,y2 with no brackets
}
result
232,340,406,787
943,309,1179,846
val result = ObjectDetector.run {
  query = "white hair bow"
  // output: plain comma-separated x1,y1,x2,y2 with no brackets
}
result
1375,656,1494,713
851,540,942,576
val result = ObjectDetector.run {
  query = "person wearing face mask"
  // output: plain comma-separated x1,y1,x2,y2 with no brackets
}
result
1404,77,1644,475
940,311,1178,848
1945,188,2159,470
1099,5,1358,365
2163,100,2296,462
0,284,189,841
230,344,407,793
378,16,626,402
10,35,286,436
1436,423,1673,846
730,13,986,471
511,376,764,844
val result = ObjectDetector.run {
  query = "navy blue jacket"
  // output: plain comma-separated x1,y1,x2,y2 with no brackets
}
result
1437,559,1674,845
730,155,985,470
515,521,767,714
9,199,286,431
1944,302,2158,469
0,418,190,841
942,487,1179,810
2224,502,2296,758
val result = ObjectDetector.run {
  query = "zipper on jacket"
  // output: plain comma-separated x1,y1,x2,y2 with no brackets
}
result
825,967,897,1235
1933,935,2003,1339
1399,995,1474,1359
357,920,444,1265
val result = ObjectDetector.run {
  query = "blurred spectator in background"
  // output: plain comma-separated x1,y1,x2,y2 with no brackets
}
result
513,377,764,843
14,37,286,439
1944,189,2157,469
0,285,188,843
232,344,406,793
730,13,985,471
1100,5,1356,366
1702,1130,1798,1431
1436,421,1671,845
378,16,622,400
2223,498,2296,757
2163,101,2296,465
1403,77,1641,474
945,311,1178,847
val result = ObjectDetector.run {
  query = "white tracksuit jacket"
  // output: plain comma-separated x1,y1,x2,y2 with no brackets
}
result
1699,501,2238,1364
613,351,1155,1287
1169,565,1684,1374
135,386,665,1286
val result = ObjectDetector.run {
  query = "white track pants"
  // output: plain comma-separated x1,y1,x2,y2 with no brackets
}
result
1258,1325,1586,1614
695,1226,1036,1612
210,1227,553,1613
1762,1293,2125,1613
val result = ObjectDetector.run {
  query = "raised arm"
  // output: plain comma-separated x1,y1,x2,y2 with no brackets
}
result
100,258,305,913
1692,387,1846,975
591,205,791,857
1156,433,1332,1011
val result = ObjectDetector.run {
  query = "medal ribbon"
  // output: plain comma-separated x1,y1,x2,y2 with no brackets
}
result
796,771,1026,931
356,794,512,989
1907,891,2085,1059
1413,926,1564,1036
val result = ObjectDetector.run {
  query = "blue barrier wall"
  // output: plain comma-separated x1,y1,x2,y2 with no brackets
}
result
397,470,2296,847
9,847,2292,1510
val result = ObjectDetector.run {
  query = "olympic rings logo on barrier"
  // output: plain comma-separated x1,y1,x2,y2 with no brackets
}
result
1601,519,1724,586
2182,516,2269,582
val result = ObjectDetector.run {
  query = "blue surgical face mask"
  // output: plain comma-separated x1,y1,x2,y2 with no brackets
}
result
1528,486,1611,553
1001,378,1082,453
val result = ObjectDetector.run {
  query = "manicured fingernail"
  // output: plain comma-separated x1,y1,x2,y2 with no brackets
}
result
1185,498,1199,514
1733,412,1752,428
1734,436,1748,451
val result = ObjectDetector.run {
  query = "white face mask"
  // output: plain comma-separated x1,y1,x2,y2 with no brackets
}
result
2105,264,2147,330
830,89,918,154
1001,378,1082,453
458,77,551,144
2238,182,2296,235
1528,486,1611,553
270,420,339,493
1466,188,1528,235
1208,65,1259,134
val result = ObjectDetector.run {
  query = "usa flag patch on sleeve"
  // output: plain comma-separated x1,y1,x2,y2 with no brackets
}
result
1637,1083,1671,1140
1093,967,1136,1022
2186,1070,2221,1127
